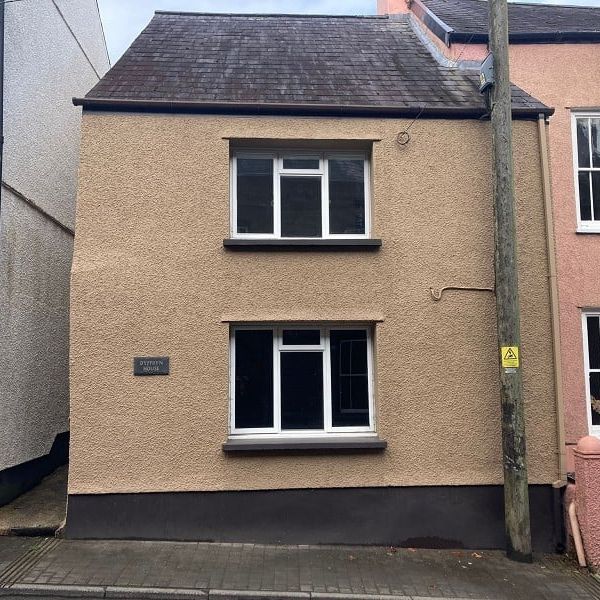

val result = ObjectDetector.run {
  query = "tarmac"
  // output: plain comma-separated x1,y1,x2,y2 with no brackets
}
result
0,536,598,600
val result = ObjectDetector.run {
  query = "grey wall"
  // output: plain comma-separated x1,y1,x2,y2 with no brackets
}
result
0,0,109,473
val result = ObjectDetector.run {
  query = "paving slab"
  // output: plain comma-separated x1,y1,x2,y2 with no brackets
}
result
0,539,37,578
0,538,598,600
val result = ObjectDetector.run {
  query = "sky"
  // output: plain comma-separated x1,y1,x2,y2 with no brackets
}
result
97,0,600,63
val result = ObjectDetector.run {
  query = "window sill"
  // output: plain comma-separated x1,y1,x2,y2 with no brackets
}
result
222,436,387,454
576,228,600,234
223,239,382,250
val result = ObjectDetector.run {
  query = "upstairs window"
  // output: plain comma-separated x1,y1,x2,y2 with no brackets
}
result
232,151,370,239
573,115,600,231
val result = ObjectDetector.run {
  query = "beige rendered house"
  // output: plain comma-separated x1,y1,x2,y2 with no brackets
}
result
68,12,560,550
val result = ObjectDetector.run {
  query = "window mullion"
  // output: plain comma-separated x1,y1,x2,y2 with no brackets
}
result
588,118,594,170
274,327,281,433
231,156,237,236
589,171,595,222
364,157,371,237
587,119,595,221
322,155,329,238
323,328,333,432
229,328,236,432
367,328,375,430
274,157,281,237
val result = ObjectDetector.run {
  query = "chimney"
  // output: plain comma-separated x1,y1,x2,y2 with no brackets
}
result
377,0,411,14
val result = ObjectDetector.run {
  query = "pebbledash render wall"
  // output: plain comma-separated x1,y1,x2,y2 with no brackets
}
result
68,112,557,547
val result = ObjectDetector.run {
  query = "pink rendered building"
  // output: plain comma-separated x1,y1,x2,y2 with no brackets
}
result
377,0,600,564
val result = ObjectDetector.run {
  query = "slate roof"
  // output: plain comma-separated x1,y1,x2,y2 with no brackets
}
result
77,12,551,118
418,0,600,42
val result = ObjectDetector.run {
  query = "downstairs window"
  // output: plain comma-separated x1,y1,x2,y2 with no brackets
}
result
230,325,375,436
583,313,600,436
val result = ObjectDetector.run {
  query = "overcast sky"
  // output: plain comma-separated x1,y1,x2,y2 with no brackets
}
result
97,0,600,63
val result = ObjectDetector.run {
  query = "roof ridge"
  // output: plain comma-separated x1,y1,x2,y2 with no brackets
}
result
154,11,388,19
432,0,600,7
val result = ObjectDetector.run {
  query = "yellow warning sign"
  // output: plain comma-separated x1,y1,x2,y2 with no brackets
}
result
501,346,520,368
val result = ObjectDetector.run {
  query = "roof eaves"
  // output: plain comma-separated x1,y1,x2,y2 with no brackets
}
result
447,31,488,44
449,30,600,43
72,97,554,120
509,30,600,43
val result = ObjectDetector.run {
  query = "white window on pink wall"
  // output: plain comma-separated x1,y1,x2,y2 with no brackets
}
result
572,114,600,232
582,313,600,436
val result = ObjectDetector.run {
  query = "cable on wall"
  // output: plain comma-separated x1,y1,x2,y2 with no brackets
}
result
396,105,425,146
429,285,495,301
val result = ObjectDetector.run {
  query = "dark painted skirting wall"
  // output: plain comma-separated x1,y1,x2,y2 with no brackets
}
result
0,432,69,506
66,484,558,551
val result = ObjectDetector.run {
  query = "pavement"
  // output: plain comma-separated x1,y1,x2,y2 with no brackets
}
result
0,468,67,536
0,537,598,600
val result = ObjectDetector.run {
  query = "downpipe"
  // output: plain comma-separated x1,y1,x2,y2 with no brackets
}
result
568,501,587,567
537,114,567,483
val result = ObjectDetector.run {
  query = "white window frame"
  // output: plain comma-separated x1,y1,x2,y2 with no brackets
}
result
582,311,600,438
229,324,376,438
230,149,371,240
571,113,600,233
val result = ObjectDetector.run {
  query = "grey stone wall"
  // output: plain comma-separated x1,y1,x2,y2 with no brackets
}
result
0,0,109,473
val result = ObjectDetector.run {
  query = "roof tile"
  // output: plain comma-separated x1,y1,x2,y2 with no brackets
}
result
84,12,548,115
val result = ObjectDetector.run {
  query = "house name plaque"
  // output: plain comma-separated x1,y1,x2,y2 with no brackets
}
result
134,357,169,376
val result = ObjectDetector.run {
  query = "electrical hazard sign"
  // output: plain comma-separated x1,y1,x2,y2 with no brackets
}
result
501,346,519,368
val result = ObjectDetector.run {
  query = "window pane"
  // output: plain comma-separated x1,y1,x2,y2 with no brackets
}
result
577,119,591,168
282,329,321,346
236,158,273,234
588,316,600,370
281,176,322,237
281,352,324,429
590,373,600,426
593,172,600,221
329,159,366,235
283,157,320,170
235,329,273,429
579,172,592,221
592,119,600,168
330,330,369,427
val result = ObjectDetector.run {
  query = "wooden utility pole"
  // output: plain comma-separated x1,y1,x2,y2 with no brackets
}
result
487,0,533,562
